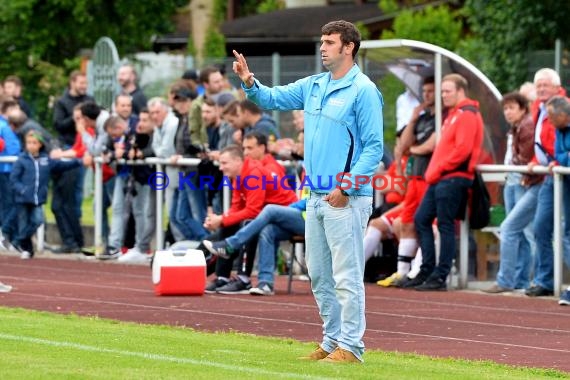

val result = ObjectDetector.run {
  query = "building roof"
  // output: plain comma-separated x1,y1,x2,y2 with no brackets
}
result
221,3,385,43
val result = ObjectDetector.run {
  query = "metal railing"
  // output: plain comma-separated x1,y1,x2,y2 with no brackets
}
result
2,155,567,294
459,164,564,296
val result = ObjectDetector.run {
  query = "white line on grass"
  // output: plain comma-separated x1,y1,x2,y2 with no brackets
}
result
0,333,332,380
13,292,570,354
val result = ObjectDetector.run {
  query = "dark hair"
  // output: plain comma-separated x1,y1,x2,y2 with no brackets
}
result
244,130,268,147
139,107,149,114
114,93,132,105
501,92,529,113
80,101,101,121
321,20,361,59
239,99,261,115
423,76,435,86
0,98,18,114
203,98,216,107
199,66,221,85
220,144,244,160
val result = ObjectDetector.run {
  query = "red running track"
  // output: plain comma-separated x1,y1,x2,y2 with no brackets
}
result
0,254,568,372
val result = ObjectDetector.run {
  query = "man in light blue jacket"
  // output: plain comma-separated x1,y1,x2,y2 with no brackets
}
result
233,20,383,363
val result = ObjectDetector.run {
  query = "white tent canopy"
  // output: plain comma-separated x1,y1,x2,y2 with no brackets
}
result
359,39,505,165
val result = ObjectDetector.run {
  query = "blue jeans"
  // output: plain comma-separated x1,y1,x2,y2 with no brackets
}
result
415,177,471,281
183,175,208,229
14,204,44,253
306,193,371,361
533,176,570,291
0,172,17,240
226,204,305,285
170,188,207,241
496,183,538,289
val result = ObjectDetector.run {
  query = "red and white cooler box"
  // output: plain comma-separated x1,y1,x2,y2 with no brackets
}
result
152,249,206,296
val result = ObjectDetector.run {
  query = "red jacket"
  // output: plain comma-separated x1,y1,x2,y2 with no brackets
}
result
529,88,567,165
221,157,298,227
424,98,484,184
260,153,286,178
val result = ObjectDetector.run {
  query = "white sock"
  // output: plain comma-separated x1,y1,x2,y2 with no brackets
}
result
407,248,423,279
238,274,250,284
397,238,418,276
364,227,382,262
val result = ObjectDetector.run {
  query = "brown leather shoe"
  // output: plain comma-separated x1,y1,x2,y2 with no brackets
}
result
298,345,330,360
482,283,513,294
320,347,361,363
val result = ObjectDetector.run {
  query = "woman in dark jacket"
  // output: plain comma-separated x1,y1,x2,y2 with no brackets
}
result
10,131,81,259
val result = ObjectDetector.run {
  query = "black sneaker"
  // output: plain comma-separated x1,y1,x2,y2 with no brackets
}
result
204,278,228,294
398,272,429,289
202,240,234,259
216,278,252,295
96,248,120,260
52,245,80,254
525,285,554,297
415,276,447,291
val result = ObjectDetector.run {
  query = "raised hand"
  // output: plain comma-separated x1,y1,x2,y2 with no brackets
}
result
232,50,254,88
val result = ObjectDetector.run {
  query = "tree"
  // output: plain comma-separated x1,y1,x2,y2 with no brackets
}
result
380,5,462,51
0,0,183,125
460,0,570,92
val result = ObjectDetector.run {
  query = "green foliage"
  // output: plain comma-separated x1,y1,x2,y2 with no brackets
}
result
212,0,227,23
460,0,570,92
378,0,400,14
355,22,371,41
257,0,285,14
381,5,462,51
203,26,227,60
0,0,180,127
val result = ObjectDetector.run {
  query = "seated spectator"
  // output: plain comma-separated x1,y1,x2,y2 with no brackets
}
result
10,131,81,259
380,77,436,288
199,145,297,294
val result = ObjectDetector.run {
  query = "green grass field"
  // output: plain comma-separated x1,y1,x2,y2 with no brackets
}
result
0,307,566,379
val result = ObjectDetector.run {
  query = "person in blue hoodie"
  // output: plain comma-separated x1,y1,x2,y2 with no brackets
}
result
10,131,81,259
233,20,383,363
0,98,22,249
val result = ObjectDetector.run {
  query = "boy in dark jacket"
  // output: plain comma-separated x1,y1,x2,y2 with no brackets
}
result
10,131,81,259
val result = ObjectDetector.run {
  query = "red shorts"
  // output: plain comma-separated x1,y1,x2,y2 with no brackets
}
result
380,206,402,235
400,177,428,224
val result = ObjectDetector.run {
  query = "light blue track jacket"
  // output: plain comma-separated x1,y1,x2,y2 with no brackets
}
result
243,64,383,196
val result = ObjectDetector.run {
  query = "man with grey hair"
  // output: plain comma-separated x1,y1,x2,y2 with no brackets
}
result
525,68,566,297
533,95,570,305
148,97,181,240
